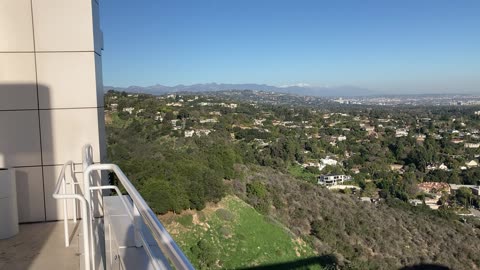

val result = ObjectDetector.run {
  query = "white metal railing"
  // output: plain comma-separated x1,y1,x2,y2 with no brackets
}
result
52,161,91,270
53,145,195,270
84,163,195,270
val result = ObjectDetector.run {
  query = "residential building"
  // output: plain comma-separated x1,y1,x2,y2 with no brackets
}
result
123,107,135,114
196,129,212,136
185,130,195,137
465,143,480,149
199,118,218,124
451,138,464,144
320,157,338,166
466,160,479,168
438,163,449,171
318,174,352,186
395,129,409,138
390,164,404,172
417,182,451,194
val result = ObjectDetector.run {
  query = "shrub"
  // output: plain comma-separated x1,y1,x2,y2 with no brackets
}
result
216,208,235,221
176,214,193,227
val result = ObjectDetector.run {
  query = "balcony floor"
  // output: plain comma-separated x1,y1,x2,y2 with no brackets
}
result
0,221,81,270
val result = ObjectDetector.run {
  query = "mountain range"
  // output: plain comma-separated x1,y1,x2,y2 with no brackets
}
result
103,83,376,97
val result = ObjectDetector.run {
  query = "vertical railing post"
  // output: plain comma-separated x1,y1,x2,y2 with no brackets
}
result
80,198,91,270
82,146,95,270
63,176,69,247
72,182,77,223
53,160,91,270
71,164,77,223
83,166,95,270
133,204,143,248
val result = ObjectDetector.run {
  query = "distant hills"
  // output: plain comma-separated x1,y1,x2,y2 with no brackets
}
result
103,83,376,97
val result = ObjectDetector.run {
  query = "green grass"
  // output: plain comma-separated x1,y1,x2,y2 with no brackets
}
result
288,165,318,184
162,195,320,269
176,214,193,227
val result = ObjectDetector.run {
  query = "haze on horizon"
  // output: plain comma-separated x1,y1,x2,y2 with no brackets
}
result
100,0,480,94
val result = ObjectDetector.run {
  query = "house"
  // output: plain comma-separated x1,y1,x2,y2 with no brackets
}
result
466,160,479,168
184,130,195,138
337,136,347,142
123,107,135,114
318,174,352,186
465,143,480,149
438,163,449,171
426,163,449,171
301,162,326,171
209,111,222,116
220,103,238,109
417,182,451,195
199,118,218,124
254,119,266,126
451,138,464,144
350,166,361,174
395,129,409,138
166,102,183,107
195,129,212,136
320,157,338,166
426,164,438,171
471,187,480,196
415,134,426,142
409,199,423,206
390,164,404,172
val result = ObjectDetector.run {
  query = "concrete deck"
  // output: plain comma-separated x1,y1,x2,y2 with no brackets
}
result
0,221,81,270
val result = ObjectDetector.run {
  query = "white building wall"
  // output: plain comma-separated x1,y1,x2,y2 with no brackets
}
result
0,0,105,222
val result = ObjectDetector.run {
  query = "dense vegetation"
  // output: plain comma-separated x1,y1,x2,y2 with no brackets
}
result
105,90,480,269
107,121,235,213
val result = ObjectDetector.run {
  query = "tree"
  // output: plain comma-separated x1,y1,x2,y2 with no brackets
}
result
456,187,473,209
190,239,218,270
361,182,377,197
164,111,175,121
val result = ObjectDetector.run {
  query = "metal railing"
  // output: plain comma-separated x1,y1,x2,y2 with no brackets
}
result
54,144,195,270
52,161,91,270
84,163,195,270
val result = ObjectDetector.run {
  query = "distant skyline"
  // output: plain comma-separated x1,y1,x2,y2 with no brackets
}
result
100,0,480,94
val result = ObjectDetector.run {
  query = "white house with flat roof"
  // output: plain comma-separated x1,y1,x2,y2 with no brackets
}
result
318,174,352,186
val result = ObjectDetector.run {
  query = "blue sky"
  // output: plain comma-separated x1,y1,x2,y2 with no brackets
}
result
100,0,480,93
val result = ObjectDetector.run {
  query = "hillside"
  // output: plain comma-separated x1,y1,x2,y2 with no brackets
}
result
105,91,480,269
231,165,480,270
160,195,324,270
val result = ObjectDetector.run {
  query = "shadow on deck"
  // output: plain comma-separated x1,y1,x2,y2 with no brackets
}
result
0,221,81,270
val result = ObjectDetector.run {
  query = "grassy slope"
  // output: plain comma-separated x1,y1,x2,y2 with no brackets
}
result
160,195,320,269
288,165,318,184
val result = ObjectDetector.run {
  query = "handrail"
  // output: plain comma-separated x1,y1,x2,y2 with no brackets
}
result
52,161,90,270
84,163,195,270
90,186,170,269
